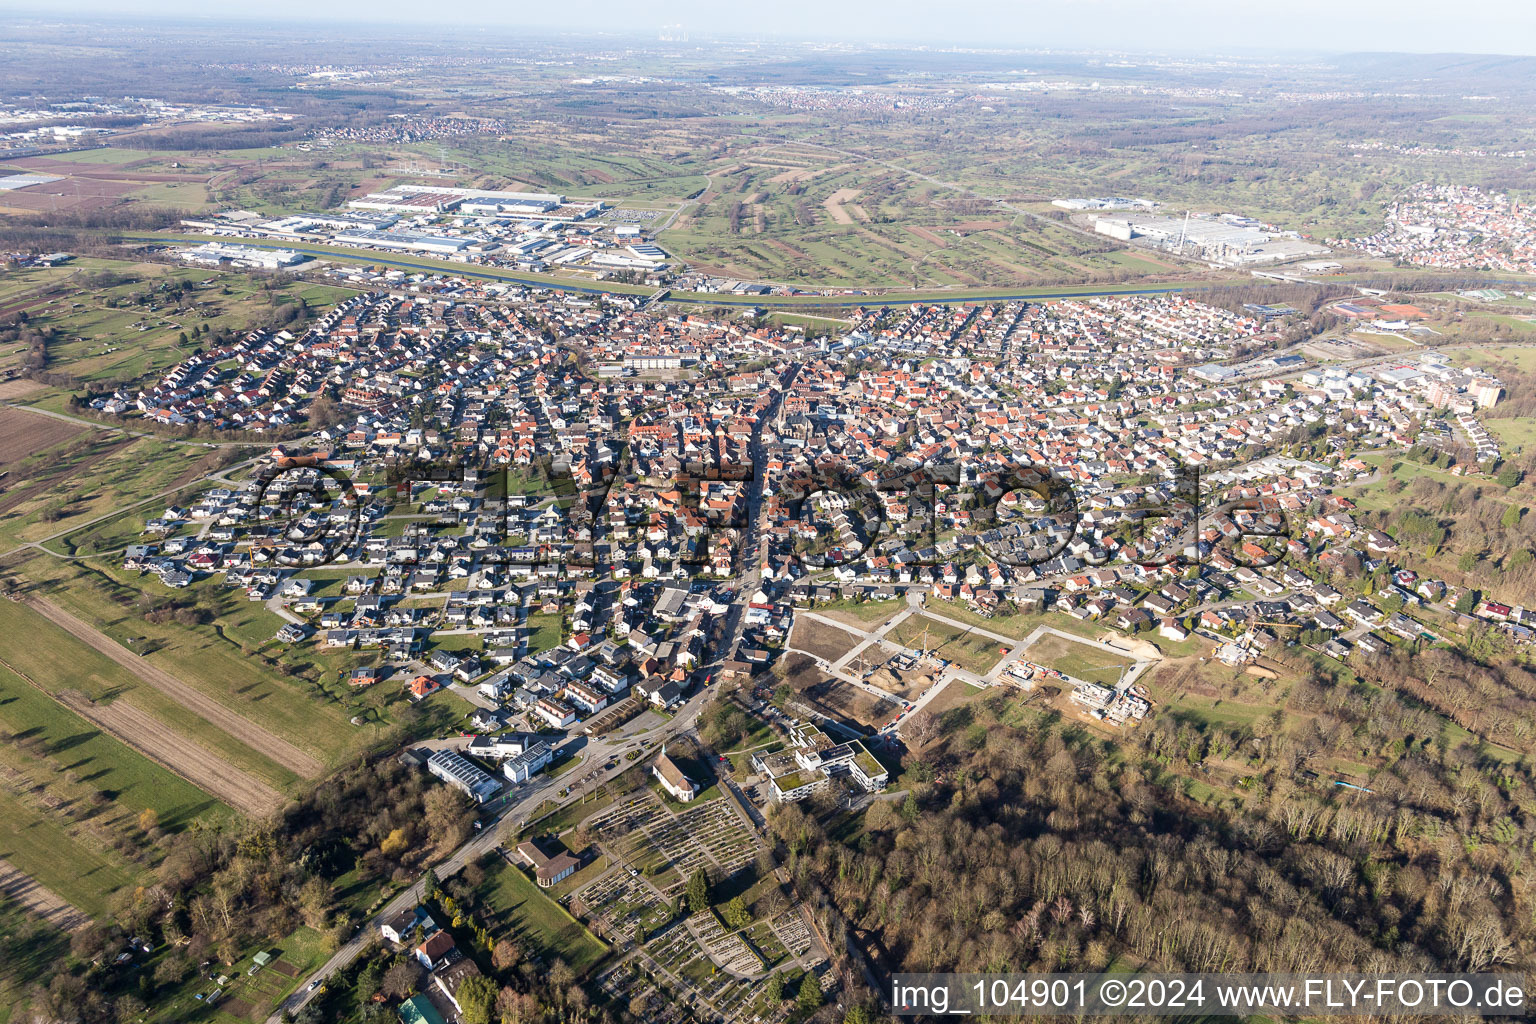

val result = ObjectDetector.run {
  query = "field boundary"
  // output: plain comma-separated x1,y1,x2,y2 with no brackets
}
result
0,648,280,816
22,596,325,778
54,690,283,816
0,857,89,931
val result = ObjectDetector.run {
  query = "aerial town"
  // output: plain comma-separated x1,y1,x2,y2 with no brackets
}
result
107,275,1524,767
1332,183,1536,275
3,12,1536,1024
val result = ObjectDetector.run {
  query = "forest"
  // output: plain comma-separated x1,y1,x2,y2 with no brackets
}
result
772,686,1534,999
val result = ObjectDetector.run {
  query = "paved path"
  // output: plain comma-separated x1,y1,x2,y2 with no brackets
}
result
781,646,904,706
803,606,912,673
0,400,267,448
9,452,260,564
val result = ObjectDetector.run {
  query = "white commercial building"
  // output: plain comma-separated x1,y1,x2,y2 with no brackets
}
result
332,230,471,255
178,242,308,270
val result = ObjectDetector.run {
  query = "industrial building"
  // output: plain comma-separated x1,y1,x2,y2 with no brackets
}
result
255,211,398,236
1093,210,1329,267
332,230,471,255
1053,196,1157,211
351,184,606,223
426,749,502,803
178,242,308,270
625,243,668,263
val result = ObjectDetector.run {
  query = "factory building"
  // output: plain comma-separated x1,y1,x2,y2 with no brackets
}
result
426,749,502,803
332,230,471,255
178,242,308,270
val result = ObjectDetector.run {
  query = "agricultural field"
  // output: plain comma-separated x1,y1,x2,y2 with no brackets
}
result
0,597,311,794
0,405,89,478
0,429,234,556
0,255,356,392
658,146,1143,290
0,659,215,918
0,144,372,217
7,554,397,767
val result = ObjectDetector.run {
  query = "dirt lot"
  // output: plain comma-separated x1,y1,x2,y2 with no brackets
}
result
58,690,283,816
25,597,325,778
787,616,861,663
766,167,814,184
0,380,44,399
863,657,939,701
0,857,88,930
0,433,133,520
889,615,1005,675
764,238,813,260
897,677,973,750
905,225,948,246
1302,334,1399,361
780,652,895,729
1021,632,1131,686
0,407,88,467
1095,631,1164,662
0,175,141,214
823,188,861,225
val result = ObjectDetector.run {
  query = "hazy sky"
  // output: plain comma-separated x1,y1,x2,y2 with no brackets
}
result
7,0,1536,56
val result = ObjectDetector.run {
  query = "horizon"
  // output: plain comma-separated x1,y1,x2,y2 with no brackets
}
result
3,1,1536,58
